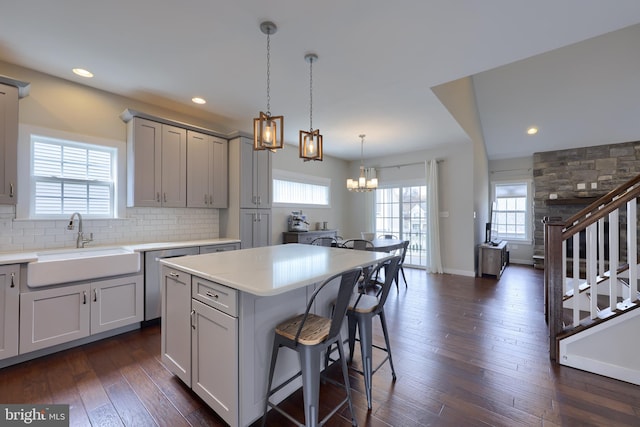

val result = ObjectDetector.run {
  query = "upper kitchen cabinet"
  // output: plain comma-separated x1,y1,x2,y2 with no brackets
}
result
187,131,228,208
126,117,187,207
0,78,30,205
239,137,271,208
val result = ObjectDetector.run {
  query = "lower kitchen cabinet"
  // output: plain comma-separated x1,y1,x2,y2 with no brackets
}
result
0,264,19,360
90,275,144,334
161,265,192,386
161,267,239,426
192,299,238,425
20,274,143,354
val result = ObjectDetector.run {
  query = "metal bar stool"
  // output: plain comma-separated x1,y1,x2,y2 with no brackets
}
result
346,256,401,410
262,267,361,427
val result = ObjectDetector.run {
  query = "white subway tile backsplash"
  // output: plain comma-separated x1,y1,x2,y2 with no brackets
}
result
0,207,220,253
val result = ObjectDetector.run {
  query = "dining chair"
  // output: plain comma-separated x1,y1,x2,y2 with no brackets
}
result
378,234,397,239
310,236,337,247
393,240,410,290
262,268,361,427
341,239,374,251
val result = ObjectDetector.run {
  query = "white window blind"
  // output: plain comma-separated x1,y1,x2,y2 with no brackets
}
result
273,179,329,206
31,136,115,218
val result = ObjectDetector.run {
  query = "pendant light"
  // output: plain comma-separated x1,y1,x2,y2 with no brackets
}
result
299,53,323,161
347,134,378,192
253,21,284,152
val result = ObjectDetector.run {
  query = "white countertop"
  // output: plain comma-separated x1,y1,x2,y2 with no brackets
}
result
161,244,392,297
0,238,241,266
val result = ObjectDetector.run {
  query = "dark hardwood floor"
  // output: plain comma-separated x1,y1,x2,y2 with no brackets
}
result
2,265,640,426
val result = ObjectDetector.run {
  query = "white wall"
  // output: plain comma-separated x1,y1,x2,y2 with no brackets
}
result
270,146,349,243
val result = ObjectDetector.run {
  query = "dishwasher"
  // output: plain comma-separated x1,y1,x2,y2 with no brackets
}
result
144,246,199,321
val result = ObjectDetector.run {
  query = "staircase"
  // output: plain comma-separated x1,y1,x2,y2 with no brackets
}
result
544,174,640,385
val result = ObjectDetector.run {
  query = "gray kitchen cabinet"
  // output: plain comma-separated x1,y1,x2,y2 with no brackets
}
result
199,242,240,254
19,274,143,354
240,209,271,248
191,276,238,426
161,265,192,386
0,83,19,205
187,131,228,208
20,283,91,353
0,265,19,360
239,137,271,209
127,117,187,207
90,274,143,335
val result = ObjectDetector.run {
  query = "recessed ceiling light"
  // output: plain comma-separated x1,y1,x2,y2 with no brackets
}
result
527,126,538,135
192,97,206,105
72,68,93,78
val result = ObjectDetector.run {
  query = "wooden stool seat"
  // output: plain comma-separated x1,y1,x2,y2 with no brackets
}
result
275,314,331,345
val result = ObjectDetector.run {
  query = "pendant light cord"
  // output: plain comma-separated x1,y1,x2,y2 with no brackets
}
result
309,57,313,132
266,31,271,116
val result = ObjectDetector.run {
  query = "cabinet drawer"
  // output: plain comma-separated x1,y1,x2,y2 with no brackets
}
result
192,277,237,317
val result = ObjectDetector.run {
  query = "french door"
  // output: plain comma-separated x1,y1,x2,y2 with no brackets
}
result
375,185,427,268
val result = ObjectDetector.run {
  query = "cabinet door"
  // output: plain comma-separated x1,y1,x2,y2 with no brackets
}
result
91,274,143,334
0,84,18,205
161,266,192,386
187,131,211,208
0,265,19,360
239,139,256,208
210,136,228,208
254,148,271,208
20,283,90,354
255,210,271,248
191,299,238,427
240,209,256,248
161,124,187,207
128,118,162,207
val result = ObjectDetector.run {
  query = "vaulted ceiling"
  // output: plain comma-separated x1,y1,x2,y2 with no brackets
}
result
1,1,639,160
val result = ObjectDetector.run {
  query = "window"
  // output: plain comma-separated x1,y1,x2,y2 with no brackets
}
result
272,170,330,207
492,181,531,241
30,135,116,218
375,185,427,267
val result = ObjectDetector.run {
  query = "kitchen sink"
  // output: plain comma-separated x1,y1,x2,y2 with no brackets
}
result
27,246,141,287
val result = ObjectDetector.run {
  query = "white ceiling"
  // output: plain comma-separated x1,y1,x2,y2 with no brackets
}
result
1,1,639,161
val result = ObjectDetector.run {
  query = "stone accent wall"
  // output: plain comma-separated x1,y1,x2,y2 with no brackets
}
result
533,141,640,263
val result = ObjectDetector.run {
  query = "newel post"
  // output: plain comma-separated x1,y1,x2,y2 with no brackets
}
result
544,216,564,361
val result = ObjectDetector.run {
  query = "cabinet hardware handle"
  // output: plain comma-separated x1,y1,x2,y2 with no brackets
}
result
10,183,14,198
205,291,219,299
156,192,161,202
93,289,97,302
209,195,213,205
10,272,15,288
257,196,261,205
83,291,87,304
204,194,208,204
163,192,167,203
190,309,196,329
169,272,179,278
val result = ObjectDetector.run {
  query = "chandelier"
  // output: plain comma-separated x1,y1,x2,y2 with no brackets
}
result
253,21,284,152
347,134,378,192
299,53,323,161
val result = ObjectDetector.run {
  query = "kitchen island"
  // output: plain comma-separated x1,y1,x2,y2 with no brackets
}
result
159,244,391,427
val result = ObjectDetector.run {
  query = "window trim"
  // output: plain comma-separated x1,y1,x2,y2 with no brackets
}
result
272,169,331,208
17,124,126,220
490,179,533,243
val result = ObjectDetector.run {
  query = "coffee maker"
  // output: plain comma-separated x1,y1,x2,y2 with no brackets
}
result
288,211,309,232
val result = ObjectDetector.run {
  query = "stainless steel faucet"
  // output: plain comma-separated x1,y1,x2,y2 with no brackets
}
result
67,212,93,248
